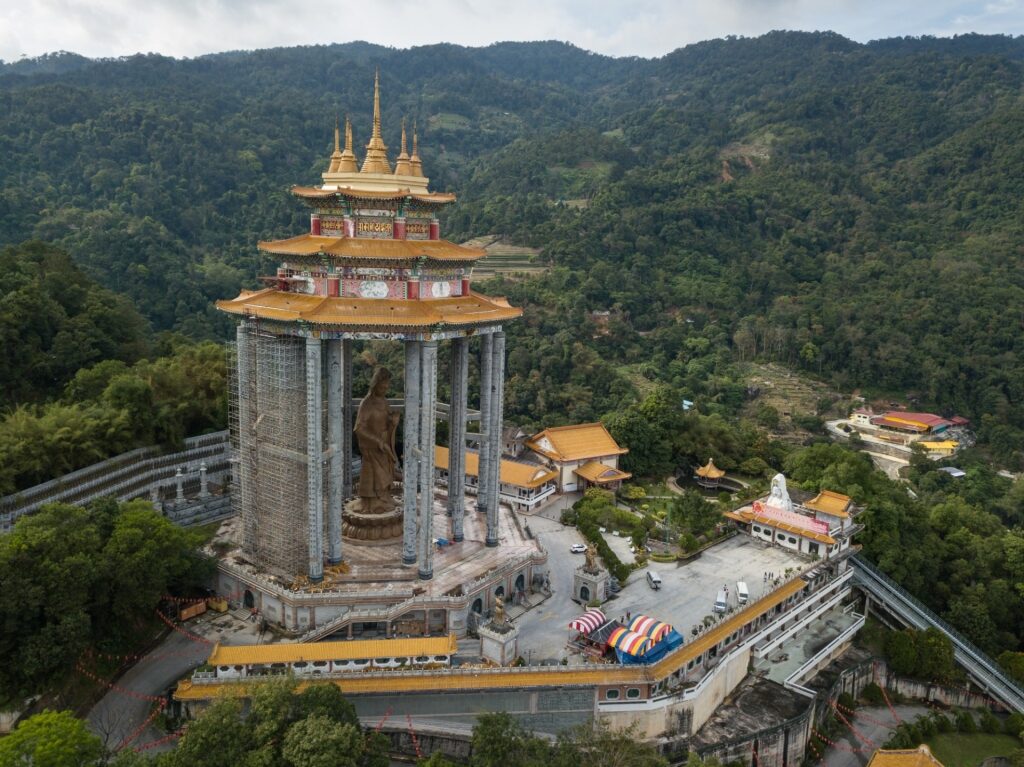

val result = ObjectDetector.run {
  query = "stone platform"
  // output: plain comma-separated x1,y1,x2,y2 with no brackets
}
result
211,491,547,637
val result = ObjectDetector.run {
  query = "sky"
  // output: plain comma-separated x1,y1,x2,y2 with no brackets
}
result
1,0,1022,63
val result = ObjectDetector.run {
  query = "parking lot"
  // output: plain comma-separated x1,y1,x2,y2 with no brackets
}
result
514,517,805,661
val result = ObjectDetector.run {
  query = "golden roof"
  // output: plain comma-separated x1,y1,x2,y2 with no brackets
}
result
918,440,958,450
724,508,836,545
803,489,852,518
360,70,391,174
175,579,808,701
695,458,726,479
435,446,557,489
574,461,632,484
394,119,412,176
526,423,628,463
867,747,945,767
410,120,423,177
327,116,343,173
216,289,522,329
258,234,483,262
208,634,457,666
292,186,455,204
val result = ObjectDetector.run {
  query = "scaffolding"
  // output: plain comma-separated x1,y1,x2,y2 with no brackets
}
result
232,325,318,576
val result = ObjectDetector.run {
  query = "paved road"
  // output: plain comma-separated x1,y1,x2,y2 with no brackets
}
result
87,610,265,753
87,631,208,753
819,704,929,767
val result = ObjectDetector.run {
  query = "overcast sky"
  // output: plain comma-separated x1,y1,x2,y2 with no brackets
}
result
2,0,1022,63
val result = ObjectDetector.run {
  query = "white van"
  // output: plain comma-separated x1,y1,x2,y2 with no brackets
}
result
713,590,728,613
736,581,749,605
646,571,662,590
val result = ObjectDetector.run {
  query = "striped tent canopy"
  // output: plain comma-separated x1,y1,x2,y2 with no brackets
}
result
569,609,607,634
628,615,672,643
606,627,652,657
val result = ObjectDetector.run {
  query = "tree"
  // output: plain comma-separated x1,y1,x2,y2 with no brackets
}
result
281,714,364,767
166,699,249,767
0,710,103,767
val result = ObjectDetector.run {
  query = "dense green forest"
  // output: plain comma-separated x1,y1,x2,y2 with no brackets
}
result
1,34,1024,664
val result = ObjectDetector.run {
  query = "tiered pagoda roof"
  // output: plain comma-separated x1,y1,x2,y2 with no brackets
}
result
215,70,519,333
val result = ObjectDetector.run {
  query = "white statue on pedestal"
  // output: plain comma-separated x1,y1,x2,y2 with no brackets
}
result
766,473,794,514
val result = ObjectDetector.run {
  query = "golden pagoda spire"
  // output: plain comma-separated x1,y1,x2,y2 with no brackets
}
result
409,118,424,177
360,69,392,174
394,117,412,176
337,114,358,172
327,114,343,172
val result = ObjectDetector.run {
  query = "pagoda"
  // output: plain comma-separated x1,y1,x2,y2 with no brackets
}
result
218,71,521,586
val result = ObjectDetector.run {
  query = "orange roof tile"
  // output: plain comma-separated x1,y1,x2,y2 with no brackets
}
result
526,423,627,463
435,446,557,489
292,186,456,204
867,747,945,767
574,461,632,484
726,509,836,545
696,458,726,479
209,635,457,666
258,234,484,262
216,289,522,329
804,490,851,518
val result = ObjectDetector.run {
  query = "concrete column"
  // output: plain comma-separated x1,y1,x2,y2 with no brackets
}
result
341,339,354,502
235,323,256,555
477,333,494,518
305,337,324,583
174,467,185,502
199,462,209,498
326,339,343,565
402,340,422,566
448,337,469,542
417,340,439,580
486,331,506,547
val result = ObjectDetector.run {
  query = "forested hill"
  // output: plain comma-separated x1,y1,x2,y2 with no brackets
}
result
1,32,1024,466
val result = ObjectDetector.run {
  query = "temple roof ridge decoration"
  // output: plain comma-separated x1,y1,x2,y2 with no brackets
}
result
322,71,432,194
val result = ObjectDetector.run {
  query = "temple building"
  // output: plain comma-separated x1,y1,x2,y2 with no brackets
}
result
524,423,630,492
723,477,864,561
214,73,544,635
694,457,726,489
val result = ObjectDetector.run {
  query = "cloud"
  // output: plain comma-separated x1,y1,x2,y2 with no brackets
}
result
1,0,1022,63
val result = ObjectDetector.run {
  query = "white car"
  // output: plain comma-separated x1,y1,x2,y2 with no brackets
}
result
570,543,587,554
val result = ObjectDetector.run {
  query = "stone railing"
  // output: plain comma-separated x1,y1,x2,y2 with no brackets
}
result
1,432,231,533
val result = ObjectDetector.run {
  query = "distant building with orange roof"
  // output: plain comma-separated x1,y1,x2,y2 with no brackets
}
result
525,423,629,492
695,458,726,488
867,745,945,767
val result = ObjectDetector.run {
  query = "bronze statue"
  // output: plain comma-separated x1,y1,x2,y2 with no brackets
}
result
494,595,506,625
584,542,599,573
353,367,400,514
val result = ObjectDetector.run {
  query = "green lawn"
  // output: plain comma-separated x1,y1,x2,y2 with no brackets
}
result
925,733,1020,767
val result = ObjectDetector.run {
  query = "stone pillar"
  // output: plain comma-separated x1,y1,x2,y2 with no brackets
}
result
235,324,256,555
477,333,493,519
341,339,354,502
326,339,343,565
174,467,185,502
402,340,422,566
199,462,209,498
485,331,505,547
448,337,469,542
305,337,324,583
417,341,438,580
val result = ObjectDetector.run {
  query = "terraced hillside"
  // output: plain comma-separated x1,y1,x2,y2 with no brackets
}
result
463,235,549,278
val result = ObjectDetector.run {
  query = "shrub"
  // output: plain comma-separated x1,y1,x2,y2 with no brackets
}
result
980,708,1002,734
837,692,857,712
932,712,954,734
1004,712,1024,738
955,710,977,733
861,683,884,706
